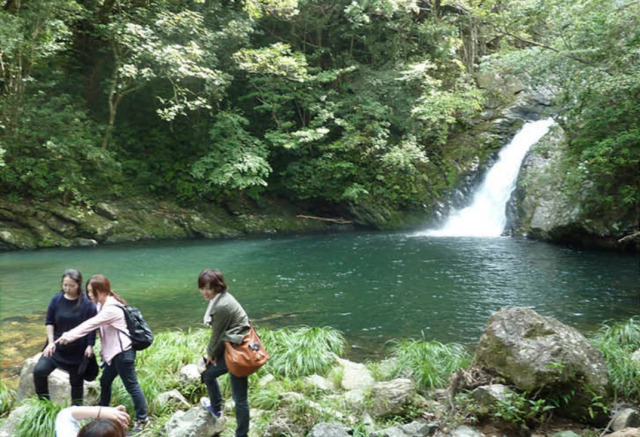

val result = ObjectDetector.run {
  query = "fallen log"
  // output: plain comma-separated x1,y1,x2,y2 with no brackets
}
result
296,214,353,225
618,231,640,244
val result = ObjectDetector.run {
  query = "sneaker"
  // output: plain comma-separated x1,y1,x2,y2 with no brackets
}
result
129,418,150,435
200,396,222,418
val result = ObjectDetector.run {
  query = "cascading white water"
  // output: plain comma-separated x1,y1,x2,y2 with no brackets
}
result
418,118,554,237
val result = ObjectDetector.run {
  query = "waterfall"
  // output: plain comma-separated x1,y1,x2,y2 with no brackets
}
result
418,118,554,237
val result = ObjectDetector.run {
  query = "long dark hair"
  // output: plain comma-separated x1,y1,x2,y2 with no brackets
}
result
61,269,84,309
86,275,127,306
198,269,228,294
78,418,126,437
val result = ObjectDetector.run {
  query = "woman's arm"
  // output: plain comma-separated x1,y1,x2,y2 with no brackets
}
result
55,405,130,437
57,306,120,344
43,325,56,357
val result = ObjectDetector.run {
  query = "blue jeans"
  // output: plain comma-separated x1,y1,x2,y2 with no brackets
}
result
202,354,249,437
99,349,148,420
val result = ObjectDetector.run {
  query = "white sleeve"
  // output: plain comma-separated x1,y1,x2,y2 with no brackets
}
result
55,408,81,437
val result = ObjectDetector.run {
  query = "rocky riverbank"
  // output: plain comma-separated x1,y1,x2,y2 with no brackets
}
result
0,197,361,251
3,308,640,437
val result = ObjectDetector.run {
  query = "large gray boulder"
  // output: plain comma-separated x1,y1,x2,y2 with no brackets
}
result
164,407,226,437
369,378,416,417
17,353,99,405
474,307,609,422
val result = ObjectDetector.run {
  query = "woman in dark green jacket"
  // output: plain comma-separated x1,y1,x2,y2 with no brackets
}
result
198,269,250,437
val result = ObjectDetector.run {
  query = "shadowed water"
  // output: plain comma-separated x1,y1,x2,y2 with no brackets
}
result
1,231,638,375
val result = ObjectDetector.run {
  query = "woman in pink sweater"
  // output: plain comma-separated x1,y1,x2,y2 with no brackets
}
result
57,275,149,435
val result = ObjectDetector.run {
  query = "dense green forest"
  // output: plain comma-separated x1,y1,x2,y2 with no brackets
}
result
1,0,638,228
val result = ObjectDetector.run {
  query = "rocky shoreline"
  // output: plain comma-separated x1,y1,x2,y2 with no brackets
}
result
3,308,640,437
0,197,362,251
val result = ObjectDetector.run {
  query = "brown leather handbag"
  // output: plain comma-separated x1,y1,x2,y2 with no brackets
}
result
224,325,269,377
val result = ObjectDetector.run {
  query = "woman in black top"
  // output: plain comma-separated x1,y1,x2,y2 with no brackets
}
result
33,269,97,405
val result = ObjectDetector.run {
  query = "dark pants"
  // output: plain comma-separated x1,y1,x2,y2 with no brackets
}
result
202,354,249,437
33,355,84,405
99,349,148,421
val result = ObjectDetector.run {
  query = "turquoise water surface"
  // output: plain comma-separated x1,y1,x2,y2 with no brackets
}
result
1,231,639,365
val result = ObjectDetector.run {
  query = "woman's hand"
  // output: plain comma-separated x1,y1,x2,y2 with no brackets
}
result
102,405,130,429
43,343,56,357
55,336,70,345
205,355,216,366
84,345,94,357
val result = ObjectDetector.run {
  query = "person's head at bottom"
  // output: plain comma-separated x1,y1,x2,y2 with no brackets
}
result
78,419,126,437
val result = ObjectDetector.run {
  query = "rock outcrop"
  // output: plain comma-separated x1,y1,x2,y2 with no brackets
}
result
506,126,638,249
0,198,347,251
473,307,610,422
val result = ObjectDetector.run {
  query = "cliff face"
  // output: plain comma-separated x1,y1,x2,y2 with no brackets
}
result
506,125,639,250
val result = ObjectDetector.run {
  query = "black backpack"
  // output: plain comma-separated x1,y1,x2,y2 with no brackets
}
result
116,305,154,351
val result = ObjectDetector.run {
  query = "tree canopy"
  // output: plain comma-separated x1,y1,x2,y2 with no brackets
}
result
0,0,638,228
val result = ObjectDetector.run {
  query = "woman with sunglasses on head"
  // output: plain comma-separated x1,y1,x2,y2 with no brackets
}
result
57,274,149,435
34,269,97,405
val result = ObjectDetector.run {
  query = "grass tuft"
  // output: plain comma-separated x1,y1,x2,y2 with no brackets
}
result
260,326,345,378
14,398,63,437
0,380,16,417
591,318,640,401
388,338,471,391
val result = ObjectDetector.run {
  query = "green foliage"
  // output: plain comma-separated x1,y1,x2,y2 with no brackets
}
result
591,318,640,401
0,91,118,203
260,326,345,378
0,381,15,418
388,339,471,391
13,398,63,437
191,111,272,197
3,0,635,229
493,392,554,427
